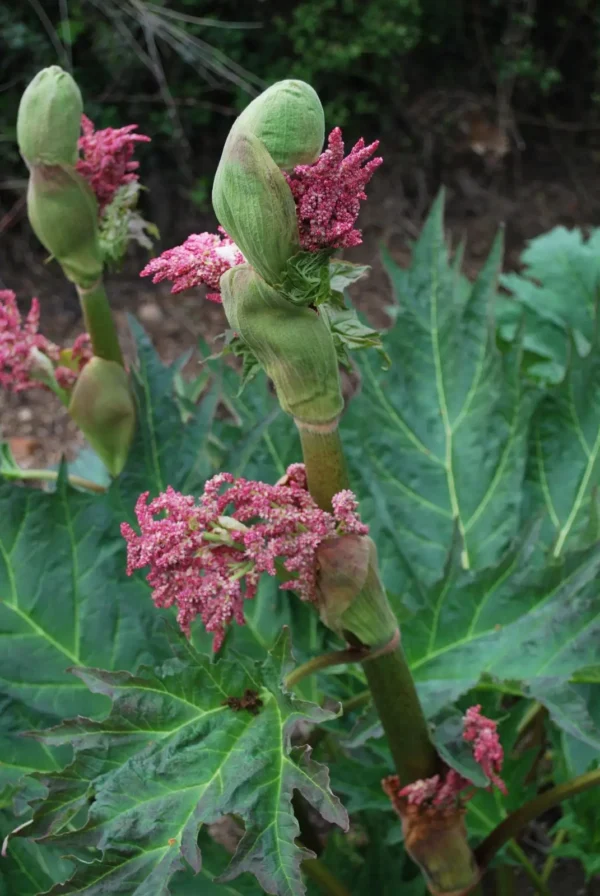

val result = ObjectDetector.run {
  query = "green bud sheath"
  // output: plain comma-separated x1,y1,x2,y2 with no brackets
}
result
315,535,399,649
220,265,343,425
231,79,324,170
17,66,82,167
68,358,135,477
212,131,300,286
27,165,103,289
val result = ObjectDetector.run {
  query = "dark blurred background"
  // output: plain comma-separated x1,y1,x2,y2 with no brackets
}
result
3,0,600,462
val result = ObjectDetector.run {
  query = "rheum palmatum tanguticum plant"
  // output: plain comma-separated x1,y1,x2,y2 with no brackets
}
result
2,72,600,896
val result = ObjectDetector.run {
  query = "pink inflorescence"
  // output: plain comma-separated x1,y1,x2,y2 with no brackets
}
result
77,114,151,212
0,290,91,393
284,127,383,252
139,227,245,301
121,465,368,650
397,705,506,811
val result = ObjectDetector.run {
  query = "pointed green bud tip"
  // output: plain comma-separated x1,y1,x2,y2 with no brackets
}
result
17,66,83,167
220,264,343,425
315,536,399,648
68,358,135,477
233,79,324,170
27,165,102,288
212,131,300,286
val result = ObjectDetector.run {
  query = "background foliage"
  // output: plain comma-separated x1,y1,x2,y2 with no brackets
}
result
2,0,600,189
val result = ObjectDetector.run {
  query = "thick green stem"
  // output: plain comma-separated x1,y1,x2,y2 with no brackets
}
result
475,768,600,870
362,643,439,783
77,280,123,365
297,422,349,511
296,416,438,784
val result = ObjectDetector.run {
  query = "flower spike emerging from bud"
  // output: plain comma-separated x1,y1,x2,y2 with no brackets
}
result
77,114,151,212
140,228,245,300
285,127,383,252
17,66,82,167
0,289,91,395
382,706,505,895
121,464,367,650
395,705,506,812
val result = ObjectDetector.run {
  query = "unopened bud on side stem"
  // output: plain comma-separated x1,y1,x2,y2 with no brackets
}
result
221,264,343,425
17,66,82,167
68,358,135,476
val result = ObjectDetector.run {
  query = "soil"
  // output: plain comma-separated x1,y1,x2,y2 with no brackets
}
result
2,137,600,895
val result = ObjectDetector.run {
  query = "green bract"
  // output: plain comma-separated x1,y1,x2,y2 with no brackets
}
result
17,66,82,167
27,165,102,288
68,358,135,477
221,264,343,424
315,535,399,648
231,79,324,170
212,131,300,286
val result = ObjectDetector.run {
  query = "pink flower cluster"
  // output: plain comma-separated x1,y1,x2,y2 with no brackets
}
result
397,705,506,811
285,127,383,252
139,127,381,298
0,290,91,393
121,464,368,650
77,114,150,213
140,228,245,301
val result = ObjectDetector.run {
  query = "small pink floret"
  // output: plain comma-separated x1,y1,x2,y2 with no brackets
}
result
285,127,383,252
397,705,506,810
140,228,245,299
121,464,368,650
77,114,150,212
0,290,92,393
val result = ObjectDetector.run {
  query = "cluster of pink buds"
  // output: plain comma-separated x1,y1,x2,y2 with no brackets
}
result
389,705,506,813
284,127,382,251
0,290,92,393
140,127,381,299
77,114,150,213
140,228,245,301
121,463,367,650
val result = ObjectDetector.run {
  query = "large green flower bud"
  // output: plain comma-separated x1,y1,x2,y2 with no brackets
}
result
231,79,324,170
17,66,82,167
212,131,300,287
220,265,343,425
27,165,102,288
68,358,135,477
